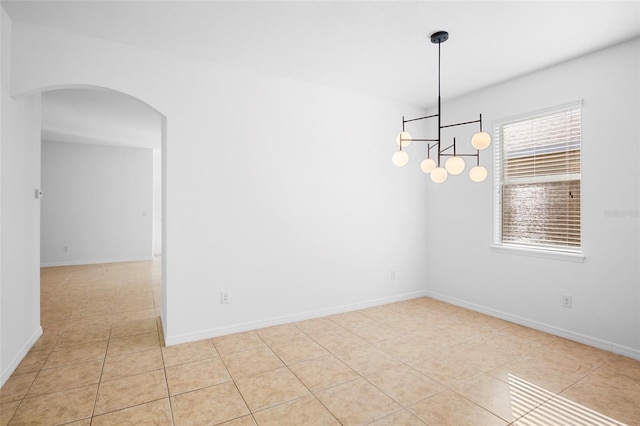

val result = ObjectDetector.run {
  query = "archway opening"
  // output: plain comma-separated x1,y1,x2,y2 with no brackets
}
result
35,84,168,343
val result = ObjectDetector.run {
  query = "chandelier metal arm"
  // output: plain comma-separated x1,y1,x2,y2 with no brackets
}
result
440,152,480,158
402,114,483,131
403,114,439,124
441,116,483,129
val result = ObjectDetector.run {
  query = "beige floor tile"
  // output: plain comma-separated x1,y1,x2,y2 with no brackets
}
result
484,332,540,357
288,354,359,392
334,344,401,376
359,306,406,323
329,312,373,330
499,323,558,348
65,313,115,329
220,415,257,425
512,394,628,426
368,409,426,425
166,357,231,395
488,346,593,394
309,329,369,354
453,373,549,422
384,317,425,334
212,331,265,355
366,364,445,406
91,398,173,426
448,337,516,372
106,331,160,357
116,291,153,301
315,377,400,425
71,302,117,319
9,384,97,425
101,348,164,381
171,382,250,425
110,318,157,339
598,354,640,381
350,324,398,343
235,367,309,412
0,371,37,403
12,350,50,376
94,369,168,415
112,308,157,324
222,346,283,378
560,367,640,424
31,330,62,352
0,401,20,426
373,336,434,362
256,324,305,345
162,339,218,367
63,419,92,426
293,317,343,334
408,348,482,387
44,340,108,368
409,389,507,426
27,359,103,397
55,323,112,347
116,299,155,313
545,338,614,370
253,394,340,425
41,309,73,325
405,326,473,350
466,313,512,332
268,335,329,365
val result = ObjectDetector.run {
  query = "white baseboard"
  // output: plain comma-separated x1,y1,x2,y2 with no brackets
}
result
164,290,429,346
1,326,43,388
41,256,153,267
424,290,640,361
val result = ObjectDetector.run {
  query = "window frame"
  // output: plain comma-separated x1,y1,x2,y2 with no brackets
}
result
492,101,585,262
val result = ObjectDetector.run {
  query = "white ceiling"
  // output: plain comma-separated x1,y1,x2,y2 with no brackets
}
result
3,1,639,148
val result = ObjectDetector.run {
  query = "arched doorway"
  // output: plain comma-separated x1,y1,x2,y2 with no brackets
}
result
34,84,167,341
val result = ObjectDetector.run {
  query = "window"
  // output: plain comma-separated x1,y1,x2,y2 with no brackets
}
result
494,102,582,254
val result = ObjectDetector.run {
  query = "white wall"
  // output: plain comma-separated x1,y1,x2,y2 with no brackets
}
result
424,38,640,358
7,20,431,346
40,141,154,266
0,8,42,386
152,148,161,256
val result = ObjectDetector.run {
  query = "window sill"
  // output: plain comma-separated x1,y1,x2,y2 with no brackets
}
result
490,244,585,263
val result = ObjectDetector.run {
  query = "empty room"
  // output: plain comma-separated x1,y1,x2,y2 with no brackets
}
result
1,1,639,425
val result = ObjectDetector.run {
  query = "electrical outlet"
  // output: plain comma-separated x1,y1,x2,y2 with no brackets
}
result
220,292,229,304
63,245,69,252
390,270,396,280
561,295,572,308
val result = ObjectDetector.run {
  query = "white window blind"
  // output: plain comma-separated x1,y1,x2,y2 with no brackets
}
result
494,103,582,253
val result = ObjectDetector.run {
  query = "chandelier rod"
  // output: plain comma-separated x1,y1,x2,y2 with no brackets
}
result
437,36,442,168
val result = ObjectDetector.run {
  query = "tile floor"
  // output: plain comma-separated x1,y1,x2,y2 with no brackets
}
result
1,259,640,425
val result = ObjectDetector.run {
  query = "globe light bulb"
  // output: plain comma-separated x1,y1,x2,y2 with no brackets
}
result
471,131,491,150
395,131,412,148
420,158,436,174
392,150,409,167
430,167,448,183
444,156,465,175
469,165,488,182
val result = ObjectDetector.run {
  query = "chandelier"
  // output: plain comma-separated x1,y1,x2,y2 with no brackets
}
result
392,31,491,183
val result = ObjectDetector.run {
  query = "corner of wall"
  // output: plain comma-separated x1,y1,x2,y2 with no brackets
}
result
1,6,12,89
